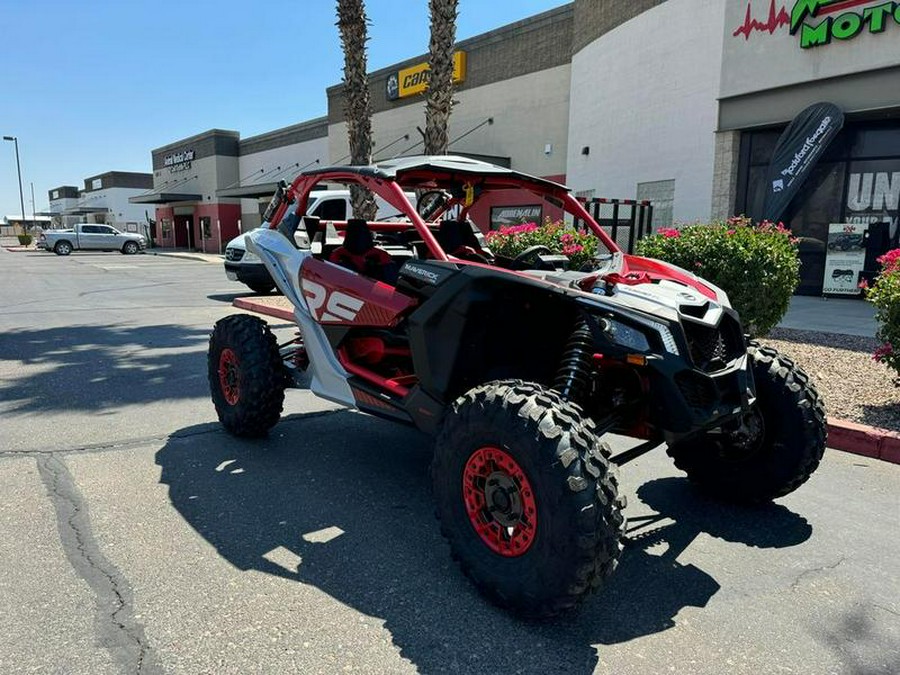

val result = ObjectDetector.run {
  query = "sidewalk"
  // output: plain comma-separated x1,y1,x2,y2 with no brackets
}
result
779,294,876,338
146,248,223,263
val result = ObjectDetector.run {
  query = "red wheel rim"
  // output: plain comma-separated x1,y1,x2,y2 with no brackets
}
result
462,446,537,557
218,348,241,405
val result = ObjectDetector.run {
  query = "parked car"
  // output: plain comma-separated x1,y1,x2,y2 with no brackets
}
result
224,189,413,294
42,224,145,256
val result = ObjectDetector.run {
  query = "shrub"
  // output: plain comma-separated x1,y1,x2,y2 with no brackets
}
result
865,249,900,379
635,216,800,336
485,219,596,270
17,234,32,246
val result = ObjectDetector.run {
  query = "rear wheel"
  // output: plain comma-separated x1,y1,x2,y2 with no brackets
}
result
667,342,826,503
54,241,72,256
208,314,285,437
432,380,624,618
122,241,139,255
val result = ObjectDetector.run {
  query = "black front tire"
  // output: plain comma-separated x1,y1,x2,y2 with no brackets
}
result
432,380,625,618
208,314,285,437
667,342,826,503
122,241,139,255
245,282,275,295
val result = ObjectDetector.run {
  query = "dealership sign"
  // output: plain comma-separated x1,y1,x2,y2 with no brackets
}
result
386,51,466,101
734,0,899,47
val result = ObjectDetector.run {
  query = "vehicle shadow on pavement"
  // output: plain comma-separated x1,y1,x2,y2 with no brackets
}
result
0,323,212,412
206,292,271,303
156,412,813,674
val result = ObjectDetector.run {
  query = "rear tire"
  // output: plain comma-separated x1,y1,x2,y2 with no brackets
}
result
667,341,826,503
208,314,285,437
54,241,72,256
432,380,625,618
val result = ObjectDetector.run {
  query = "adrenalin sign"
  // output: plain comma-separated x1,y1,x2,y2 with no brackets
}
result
762,102,845,223
791,0,900,48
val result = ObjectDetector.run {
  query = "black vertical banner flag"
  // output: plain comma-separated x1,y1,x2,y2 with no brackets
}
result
762,102,844,223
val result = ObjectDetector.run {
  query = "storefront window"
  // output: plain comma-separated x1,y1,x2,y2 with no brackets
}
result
161,218,172,238
200,216,212,239
737,121,900,294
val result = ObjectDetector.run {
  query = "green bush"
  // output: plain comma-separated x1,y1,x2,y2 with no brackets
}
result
635,216,800,336
865,249,900,379
485,219,596,270
17,234,32,246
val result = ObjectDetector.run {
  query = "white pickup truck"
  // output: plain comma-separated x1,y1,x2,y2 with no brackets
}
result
41,223,146,256
224,189,411,293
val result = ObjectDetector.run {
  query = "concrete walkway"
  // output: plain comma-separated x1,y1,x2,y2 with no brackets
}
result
145,248,223,264
779,295,877,338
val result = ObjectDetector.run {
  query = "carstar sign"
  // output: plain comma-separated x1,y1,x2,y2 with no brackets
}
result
791,0,900,48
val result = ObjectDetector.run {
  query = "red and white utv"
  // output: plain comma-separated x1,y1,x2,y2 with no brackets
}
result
208,156,825,618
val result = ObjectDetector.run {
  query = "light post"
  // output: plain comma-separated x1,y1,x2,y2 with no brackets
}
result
2,136,26,231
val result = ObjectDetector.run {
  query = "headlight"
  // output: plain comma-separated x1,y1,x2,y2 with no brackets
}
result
242,250,259,263
644,320,681,356
604,318,651,353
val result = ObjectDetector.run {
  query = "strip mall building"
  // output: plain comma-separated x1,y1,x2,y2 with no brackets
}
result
132,0,900,294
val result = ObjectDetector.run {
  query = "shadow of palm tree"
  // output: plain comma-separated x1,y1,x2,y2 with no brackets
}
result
0,323,212,412
156,412,815,674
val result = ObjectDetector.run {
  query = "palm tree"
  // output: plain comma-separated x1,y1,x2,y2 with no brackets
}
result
336,0,377,219
424,0,459,156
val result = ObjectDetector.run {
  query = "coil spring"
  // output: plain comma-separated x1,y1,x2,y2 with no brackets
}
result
553,320,594,403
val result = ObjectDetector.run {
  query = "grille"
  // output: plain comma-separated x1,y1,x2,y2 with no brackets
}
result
225,248,244,262
675,371,717,410
682,317,742,373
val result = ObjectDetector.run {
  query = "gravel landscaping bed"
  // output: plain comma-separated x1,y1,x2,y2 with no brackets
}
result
761,328,899,433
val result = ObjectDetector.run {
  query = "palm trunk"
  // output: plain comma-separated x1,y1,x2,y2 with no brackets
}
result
424,0,459,156
336,0,377,219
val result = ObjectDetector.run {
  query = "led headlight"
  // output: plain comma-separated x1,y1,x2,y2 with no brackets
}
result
604,318,651,353
241,250,260,263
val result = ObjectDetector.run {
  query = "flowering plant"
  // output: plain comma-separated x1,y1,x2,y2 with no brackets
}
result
865,249,900,379
635,216,800,336
485,218,597,269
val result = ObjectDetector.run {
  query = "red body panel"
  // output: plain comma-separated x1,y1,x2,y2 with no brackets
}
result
622,255,717,300
300,257,417,327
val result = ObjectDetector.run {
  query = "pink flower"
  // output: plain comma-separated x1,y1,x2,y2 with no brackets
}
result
858,278,869,290
658,228,681,239
726,229,736,236
874,343,894,363
563,244,584,256
877,249,900,273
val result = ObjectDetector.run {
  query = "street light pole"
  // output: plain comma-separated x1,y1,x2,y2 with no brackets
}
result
2,136,26,230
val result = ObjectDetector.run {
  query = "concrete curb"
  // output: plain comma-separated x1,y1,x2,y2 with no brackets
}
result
146,250,223,263
232,296,900,466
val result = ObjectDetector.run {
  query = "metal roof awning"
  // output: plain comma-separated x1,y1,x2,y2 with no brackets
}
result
63,206,110,215
129,192,202,205
216,182,280,199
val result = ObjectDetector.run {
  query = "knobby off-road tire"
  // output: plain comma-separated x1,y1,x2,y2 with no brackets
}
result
208,314,285,437
432,380,625,618
667,341,826,503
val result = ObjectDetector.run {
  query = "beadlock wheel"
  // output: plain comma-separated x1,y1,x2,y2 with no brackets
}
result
462,446,537,557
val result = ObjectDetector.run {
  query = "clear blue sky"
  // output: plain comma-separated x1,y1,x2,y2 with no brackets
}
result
0,0,565,217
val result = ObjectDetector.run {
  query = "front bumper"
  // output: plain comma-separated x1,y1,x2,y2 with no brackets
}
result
224,261,274,286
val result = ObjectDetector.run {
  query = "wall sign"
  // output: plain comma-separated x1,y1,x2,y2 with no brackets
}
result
164,149,195,173
490,205,542,230
822,222,869,294
386,51,466,101
733,0,899,48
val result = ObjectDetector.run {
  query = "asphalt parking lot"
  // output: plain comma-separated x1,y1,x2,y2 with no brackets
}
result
1,249,899,674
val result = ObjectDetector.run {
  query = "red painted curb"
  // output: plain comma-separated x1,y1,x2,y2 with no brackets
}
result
233,297,296,322
232,297,900,465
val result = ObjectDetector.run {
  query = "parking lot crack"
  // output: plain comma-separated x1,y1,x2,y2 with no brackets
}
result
37,454,162,674
789,556,848,591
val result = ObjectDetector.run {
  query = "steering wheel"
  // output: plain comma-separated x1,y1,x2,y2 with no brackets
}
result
513,245,553,268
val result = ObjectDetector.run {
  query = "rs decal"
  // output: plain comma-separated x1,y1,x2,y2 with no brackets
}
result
303,280,364,322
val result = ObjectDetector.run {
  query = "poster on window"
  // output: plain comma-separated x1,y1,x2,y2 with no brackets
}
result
822,223,869,296
490,205,542,230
